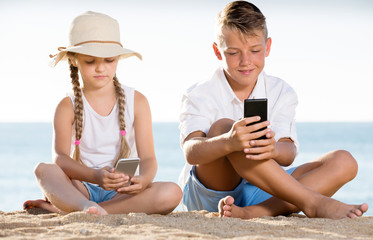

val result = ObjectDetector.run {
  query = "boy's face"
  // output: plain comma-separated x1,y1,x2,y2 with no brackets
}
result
214,28,271,92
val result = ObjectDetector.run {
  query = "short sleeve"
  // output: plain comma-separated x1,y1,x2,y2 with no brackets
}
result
270,88,299,153
179,93,211,144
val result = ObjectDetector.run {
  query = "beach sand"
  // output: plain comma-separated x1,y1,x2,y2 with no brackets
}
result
1,209,373,239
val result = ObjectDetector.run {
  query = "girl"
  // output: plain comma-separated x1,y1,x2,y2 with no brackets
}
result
23,11,182,215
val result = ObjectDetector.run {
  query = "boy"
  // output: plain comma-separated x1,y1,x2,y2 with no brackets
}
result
178,1,368,219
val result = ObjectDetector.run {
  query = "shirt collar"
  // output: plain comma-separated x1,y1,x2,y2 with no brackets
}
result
217,68,241,104
249,71,266,99
217,68,267,103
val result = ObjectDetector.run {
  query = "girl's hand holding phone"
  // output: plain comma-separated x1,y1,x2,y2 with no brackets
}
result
96,166,129,191
116,175,148,194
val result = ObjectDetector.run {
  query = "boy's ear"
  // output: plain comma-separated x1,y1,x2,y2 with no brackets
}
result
265,37,272,57
213,43,223,60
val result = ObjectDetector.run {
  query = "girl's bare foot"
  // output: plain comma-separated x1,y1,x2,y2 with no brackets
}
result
83,205,108,216
23,199,64,214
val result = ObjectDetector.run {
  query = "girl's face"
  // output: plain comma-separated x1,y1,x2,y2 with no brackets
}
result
74,54,119,90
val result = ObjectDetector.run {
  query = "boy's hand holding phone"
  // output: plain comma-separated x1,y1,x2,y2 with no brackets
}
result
243,98,277,160
243,129,277,161
227,117,268,152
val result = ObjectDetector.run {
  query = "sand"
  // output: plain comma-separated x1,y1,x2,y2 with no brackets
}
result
1,209,373,239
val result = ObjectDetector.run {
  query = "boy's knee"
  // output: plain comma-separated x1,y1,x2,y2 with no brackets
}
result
207,118,235,137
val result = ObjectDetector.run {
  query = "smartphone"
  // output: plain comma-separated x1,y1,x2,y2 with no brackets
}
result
244,98,268,140
114,157,140,186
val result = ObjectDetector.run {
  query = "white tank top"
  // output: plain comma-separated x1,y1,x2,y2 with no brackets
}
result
69,85,137,169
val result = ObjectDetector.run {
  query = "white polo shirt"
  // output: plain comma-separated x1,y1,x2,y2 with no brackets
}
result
178,67,299,189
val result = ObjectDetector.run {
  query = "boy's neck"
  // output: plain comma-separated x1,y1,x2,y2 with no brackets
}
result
223,71,258,101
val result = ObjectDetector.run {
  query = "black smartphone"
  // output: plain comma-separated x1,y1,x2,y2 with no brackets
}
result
244,98,268,140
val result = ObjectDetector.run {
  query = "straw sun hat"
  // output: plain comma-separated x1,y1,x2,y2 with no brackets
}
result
49,11,142,67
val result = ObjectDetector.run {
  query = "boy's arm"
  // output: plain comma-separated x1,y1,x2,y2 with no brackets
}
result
273,138,297,166
183,118,269,165
183,132,230,165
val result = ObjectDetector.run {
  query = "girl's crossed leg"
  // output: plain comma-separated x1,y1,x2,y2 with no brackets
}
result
24,163,182,215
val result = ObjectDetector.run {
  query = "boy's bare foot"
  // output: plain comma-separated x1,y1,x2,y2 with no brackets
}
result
309,197,368,219
219,196,275,219
219,195,369,220
23,199,64,214
218,196,256,219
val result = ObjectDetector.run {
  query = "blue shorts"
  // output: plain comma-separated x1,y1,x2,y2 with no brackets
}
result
183,166,296,212
83,182,117,203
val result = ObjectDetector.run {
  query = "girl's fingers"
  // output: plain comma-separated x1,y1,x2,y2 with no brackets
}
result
116,183,140,193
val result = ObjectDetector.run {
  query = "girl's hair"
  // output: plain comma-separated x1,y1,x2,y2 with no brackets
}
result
68,55,130,166
216,1,268,46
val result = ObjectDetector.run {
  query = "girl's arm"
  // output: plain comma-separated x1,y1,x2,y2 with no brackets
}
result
53,97,126,189
134,90,157,182
117,91,157,193
53,97,98,181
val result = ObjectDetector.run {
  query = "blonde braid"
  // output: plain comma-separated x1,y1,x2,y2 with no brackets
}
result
113,75,130,166
69,60,84,165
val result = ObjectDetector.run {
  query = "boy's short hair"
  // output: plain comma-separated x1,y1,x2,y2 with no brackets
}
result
216,1,268,46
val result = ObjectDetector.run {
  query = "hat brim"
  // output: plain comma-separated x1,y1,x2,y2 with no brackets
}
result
50,42,142,67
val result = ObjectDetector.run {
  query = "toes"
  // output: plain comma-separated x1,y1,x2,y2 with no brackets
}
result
361,203,369,213
347,211,358,218
352,208,363,217
223,210,232,217
85,207,99,215
224,196,235,205
223,204,232,212
23,201,31,210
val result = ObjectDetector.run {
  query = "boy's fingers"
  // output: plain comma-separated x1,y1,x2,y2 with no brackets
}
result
249,127,271,140
246,151,271,160
241,116,261,126
245,120,270,133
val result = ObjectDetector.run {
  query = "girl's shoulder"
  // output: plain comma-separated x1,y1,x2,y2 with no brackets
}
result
133,89,150,107
54,96,75,124
57,96,74,111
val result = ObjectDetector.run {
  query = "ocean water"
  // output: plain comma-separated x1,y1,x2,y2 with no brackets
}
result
0,122,372,215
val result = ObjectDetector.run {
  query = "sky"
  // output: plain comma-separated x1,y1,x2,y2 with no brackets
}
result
0,0,372,122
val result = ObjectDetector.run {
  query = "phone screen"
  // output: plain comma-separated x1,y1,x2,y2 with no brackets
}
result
114,157,140,187
114,158,139,177
244,98,268,139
